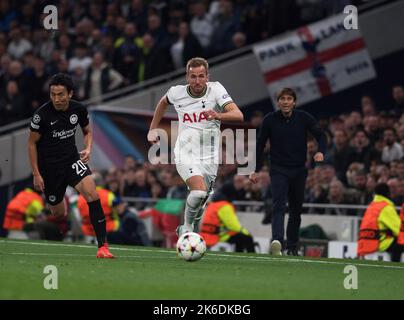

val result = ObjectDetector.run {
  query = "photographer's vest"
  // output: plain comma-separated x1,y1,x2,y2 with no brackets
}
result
77,187,119,236
3,188,44,230
398,204,404,245
200,201,226,247
358,201,389,256
200,201,239,247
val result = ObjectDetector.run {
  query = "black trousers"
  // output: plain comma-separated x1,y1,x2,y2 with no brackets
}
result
228,233,255,253
270,166,307,250
386,239,404,262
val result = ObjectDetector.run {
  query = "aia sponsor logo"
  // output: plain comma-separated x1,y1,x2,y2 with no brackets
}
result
182,112,208,123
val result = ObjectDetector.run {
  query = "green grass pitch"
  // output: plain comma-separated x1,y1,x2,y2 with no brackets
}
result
1,238,404,300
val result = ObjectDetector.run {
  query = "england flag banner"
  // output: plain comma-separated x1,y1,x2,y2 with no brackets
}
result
253,14,376,106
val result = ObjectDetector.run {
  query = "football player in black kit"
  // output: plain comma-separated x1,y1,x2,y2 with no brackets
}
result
28,73,114,258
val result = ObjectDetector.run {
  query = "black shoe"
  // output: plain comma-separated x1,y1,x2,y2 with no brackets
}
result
261,214,271,225
285,249,299,256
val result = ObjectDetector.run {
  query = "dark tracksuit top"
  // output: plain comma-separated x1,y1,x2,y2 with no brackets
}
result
255,109,327,172
255,109,327,248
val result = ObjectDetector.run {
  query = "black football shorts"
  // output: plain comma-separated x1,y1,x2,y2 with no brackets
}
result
40,157,92,205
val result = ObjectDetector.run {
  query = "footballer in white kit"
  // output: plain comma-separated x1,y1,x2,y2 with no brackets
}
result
167,81,233,192
148,57,243,236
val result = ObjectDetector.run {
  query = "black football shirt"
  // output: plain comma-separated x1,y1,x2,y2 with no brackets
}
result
29,99,89,167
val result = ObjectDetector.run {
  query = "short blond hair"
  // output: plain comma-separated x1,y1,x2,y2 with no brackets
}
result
186,57,209,74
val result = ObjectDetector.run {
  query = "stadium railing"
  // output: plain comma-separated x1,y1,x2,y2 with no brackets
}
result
121,197,402,213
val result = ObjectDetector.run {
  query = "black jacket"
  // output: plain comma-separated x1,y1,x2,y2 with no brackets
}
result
255,109,327,171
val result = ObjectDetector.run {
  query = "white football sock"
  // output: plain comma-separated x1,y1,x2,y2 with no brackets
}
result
184,190,208,230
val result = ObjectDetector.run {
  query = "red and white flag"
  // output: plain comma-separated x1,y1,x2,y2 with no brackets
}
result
253,14,376,106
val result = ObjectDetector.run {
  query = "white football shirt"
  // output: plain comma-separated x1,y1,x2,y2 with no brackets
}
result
166,81,233,163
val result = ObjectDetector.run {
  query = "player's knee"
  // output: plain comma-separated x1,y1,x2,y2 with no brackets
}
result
82,191,99,203
50,206,65,218
79,186,99,202
187,190,208,208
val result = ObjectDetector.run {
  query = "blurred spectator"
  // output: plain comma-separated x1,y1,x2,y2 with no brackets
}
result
0,0,17,33
250,110,264,128
107,197,151,246
215,175,248,207
230,31,247,51
8,59,31,96
351,169,373,204
325,129,356,184
0,80,28,125
113,22,142,84
139,33,173,81
30,56,48,111
122,168,152,199
381,128,403,164
124,154,138,171
100,33,116,65
84,51,124,103
35,29,55,63
241,4,267,44
166,175,188,199
322,179,359,216
351,128,372,170
170,21,203,70
127,0,148,35
151,182,164,199
0,54,11,87
364,115,382,145
68,43,93,74
346,162,365,187
26,207,69,241
147,13,169,49
387,178,404,206
7,27,32,60
392,85,404,116
209,0,240,56
190,0,214,50
57,34,74,61
361,95,377,117
397,159,404,179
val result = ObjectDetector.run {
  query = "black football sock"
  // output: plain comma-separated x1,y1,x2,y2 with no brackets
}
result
88,199,107,248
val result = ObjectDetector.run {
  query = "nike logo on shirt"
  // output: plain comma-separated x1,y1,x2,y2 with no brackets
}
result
51,120,58,125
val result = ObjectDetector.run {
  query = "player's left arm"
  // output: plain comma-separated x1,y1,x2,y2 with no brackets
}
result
80,124,93,164
204,102,244,122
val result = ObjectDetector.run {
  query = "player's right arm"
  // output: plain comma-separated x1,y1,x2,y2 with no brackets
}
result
147,95,170,144
28,131,44,192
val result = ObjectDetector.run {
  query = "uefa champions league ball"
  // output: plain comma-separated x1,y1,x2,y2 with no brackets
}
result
176,232,206,262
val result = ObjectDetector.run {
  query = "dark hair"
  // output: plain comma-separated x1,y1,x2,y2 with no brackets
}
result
383,127,397,136
49,73,74,93
354,127,368,138
277,88,297,102
374,183,390,198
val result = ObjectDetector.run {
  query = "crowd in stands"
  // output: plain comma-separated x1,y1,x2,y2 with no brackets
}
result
1,0,403,238
0,0,353,125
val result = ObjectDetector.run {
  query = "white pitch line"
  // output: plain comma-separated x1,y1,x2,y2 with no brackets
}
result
1,239,404,270
0,252,157,259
